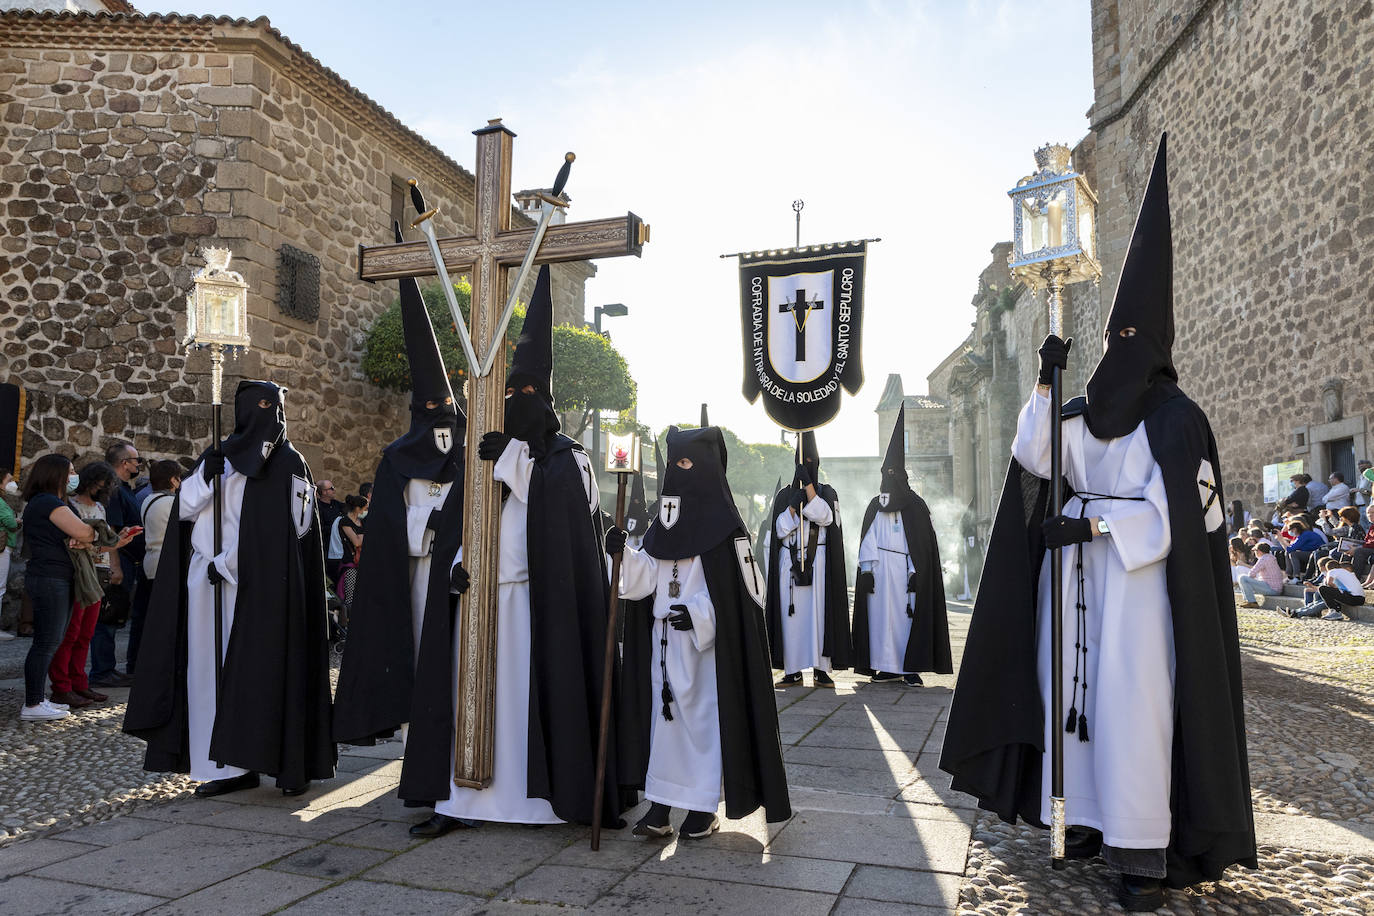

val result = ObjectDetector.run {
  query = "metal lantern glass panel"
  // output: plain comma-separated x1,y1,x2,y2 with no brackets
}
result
605,433,640,474
1008,144,1101,287
186,247,252,350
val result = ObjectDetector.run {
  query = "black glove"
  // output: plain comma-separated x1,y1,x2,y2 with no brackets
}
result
603,525,627,557
856,570,875,594
202,449,225,483
450,563,470,595
1037,335,1073,385
907,572,919,593
426,508,443,532
1041,515,1092,549
207,562,225,586
795,462,814,489
478,431,512,462
668,605,693,631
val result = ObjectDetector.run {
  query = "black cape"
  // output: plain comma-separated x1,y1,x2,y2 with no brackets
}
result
332,454,465,812
851,494,953,676
619,532,792,823
764,483,852,670
124,444,336,790
939,395,1256,887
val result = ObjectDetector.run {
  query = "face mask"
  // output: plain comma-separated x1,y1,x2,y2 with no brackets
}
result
67,474,80,494
3,481,17,495
359,510,368,520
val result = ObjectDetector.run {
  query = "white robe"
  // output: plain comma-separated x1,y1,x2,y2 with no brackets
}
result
620,547,722,812
179,460,249,783
858,512,916,674
404,478,452,668
1012,391,1176,850
774,494,834,674
436,439,598,824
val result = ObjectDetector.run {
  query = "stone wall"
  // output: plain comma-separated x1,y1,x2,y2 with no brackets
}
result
1088,0,1374,506
1,12,594,490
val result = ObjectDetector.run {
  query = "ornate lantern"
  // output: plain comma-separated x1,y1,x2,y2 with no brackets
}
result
186,247,251,351
605,432,641,475
1008,144,1101,294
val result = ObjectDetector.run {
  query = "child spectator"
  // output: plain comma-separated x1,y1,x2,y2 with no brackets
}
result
1237,542,1285,608
1228,537,1254,583
1317,560,1365,621
1288,557,1337,617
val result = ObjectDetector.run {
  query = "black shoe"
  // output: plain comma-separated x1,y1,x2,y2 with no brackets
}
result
194,772,260,798
89,671,133,689
902,673,924,687
870,671,902,683
1118,874,1165,911
632,802,673,838
812,670,834,687
281,781,310,797
1064,825,1102,859
408,813,478,837
774,672,802,687
680,810,720,839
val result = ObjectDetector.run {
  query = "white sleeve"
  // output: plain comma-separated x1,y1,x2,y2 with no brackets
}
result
802,493,834,525
493,439,535,503
178,465,212,519
618,546,658,601
775,507,799,540
858,523,878,567
1102,458,1172,573
406,505,436,557
1011,391,1054,481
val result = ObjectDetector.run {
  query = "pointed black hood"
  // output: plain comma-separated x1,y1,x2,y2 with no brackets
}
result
623,468,651,537
1083,133,1182,439
642,425,745,560
221,380,287,479
384,259,464,482
878,405,916,511
795,430,821,490
506,265,561,451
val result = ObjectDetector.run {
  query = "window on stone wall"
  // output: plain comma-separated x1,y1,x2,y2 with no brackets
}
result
390,177,410,240
277,244,321,322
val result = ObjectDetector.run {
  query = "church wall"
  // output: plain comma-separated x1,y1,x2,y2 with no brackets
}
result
1088,0,1374,507
1,13,594,490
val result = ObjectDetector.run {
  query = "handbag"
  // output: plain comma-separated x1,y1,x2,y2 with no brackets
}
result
98,576,131,627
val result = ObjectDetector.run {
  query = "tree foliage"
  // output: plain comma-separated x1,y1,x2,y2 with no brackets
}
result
363,278,636,429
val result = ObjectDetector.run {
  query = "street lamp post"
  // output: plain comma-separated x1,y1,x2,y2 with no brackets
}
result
590,302,628,472
1007,144,1101,871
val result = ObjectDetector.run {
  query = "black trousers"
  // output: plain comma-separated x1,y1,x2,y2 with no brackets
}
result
1318,585,1365,613
1352,547,1374,581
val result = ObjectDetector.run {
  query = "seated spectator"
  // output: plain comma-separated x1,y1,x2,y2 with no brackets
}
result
1352,504,1374,587
1228,537,1254,583
1278,474,1310,515
1317,560,1365,621
1324,472,1352,512
1354,461,1373,510
1304,473,1329,512
1284,520,1326,581
1237,542,1285,608
1289,557,1337,617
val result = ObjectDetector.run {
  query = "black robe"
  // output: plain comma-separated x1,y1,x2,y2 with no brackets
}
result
851,494,953,676
939,394,1256,888
124,444,336,790
332,454,465,812
764,483,853,671
619,532,792,823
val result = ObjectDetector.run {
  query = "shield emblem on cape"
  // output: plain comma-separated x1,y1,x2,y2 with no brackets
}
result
433,426,454,454
878,493,890,509
626,518,638,533
734,537,764,607
290,474,313,539
261,441,275,460
659,496,681,529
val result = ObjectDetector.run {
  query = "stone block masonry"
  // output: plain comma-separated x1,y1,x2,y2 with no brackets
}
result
1,11,594,488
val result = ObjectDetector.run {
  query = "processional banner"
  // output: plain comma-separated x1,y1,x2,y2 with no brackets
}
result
738,242,867,430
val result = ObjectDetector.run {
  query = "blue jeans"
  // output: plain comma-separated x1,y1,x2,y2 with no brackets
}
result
88,620,117,681
24,575,73,706
1237,575,1280,604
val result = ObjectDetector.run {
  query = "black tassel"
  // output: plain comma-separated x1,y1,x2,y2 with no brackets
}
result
660,683,674,721
1065,707,1078,734
788,601,795,617
1077,712,1090,743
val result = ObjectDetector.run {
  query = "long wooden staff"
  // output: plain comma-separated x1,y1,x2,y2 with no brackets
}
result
590,471,630,850
1046,277,1068,870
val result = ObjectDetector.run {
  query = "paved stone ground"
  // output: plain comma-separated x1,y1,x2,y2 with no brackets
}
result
0,604,1370,914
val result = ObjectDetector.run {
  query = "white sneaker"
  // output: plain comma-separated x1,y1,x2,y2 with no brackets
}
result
0,629,16,641
1321,611,1345,621
20,701,70,721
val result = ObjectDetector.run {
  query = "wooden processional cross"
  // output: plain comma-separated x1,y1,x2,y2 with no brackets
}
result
358,119,649,788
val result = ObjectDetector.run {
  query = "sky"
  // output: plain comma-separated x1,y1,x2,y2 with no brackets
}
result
150,0,1096,457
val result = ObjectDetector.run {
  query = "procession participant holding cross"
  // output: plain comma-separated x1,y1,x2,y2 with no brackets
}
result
357,120,646,801
940,136,1254,911
333,225,469,824
125,381,336,798
613,424,790,841
411,265,621,836
765,431,852,688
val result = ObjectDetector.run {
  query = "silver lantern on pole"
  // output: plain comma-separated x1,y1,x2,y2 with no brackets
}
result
1006,144,1101,872
184,246,251,704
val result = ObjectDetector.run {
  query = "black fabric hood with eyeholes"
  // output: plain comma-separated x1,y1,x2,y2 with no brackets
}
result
505,265,561,453
877,405,917,512
221,380,287,480
384,270,464,483
1083,133,1182,440
642,425,746,561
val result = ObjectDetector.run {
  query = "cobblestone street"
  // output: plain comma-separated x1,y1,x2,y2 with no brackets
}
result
0,606,1370,913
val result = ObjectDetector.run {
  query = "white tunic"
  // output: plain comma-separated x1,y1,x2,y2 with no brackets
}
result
404,478,452,668
436,439,598,824
620,547,722,812
774,494,835,674
858,511,916,674
178,460,250,783
1012,391,1175,850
